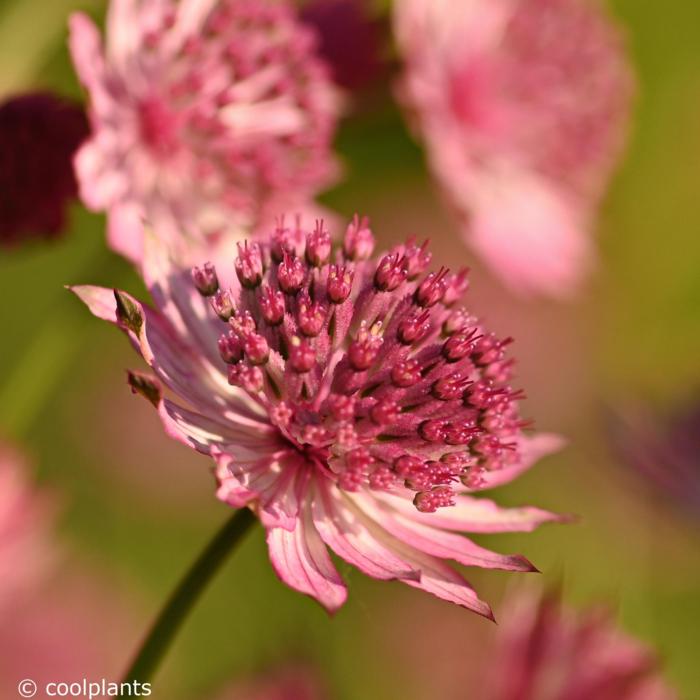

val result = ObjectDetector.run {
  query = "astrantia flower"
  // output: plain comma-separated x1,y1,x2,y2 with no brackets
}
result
72,216,563,615
607,398,700,519
487,586,676,699
0,92,88,246
394,0,633,297
69,0,340,264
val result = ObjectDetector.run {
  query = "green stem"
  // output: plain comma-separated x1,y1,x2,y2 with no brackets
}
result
122,508,257,687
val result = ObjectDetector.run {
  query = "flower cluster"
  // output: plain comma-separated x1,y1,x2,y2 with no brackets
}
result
69,0,339,264
74,216,562,615
394,0,633,296
202,216,529,511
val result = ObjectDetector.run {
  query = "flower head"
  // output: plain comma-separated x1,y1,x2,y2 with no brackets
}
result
0,92,88,246
394,0,633,297
488,586,677,700
73,216,563,615
69,0,340,264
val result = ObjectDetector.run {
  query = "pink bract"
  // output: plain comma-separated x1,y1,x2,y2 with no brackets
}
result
394,0,633,297
72,216,564,616
69,0,340,265
488,586,677,700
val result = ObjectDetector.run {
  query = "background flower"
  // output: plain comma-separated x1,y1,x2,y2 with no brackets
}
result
0,445,136,697
487,585,676,699
300,0,387,92
69,0,341,265
0,91,88,246
393,0,634,297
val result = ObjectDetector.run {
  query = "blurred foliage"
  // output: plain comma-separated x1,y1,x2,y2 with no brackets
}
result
0,0,698,698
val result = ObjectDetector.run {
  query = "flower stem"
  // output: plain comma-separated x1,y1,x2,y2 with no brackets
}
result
122,507,257,686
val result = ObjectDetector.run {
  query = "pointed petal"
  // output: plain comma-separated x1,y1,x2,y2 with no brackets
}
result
68,13,112,114
311,483,420,581
158,399,279,456
266,503,347,613
70,285,270,427
472,432,566,492
355,494,536,572
401,552,494,619
107,203,145,265
376,491,563,533
469,169,593,298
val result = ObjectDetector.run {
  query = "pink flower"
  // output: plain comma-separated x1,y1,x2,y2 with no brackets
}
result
487,586,677,700
72,216,564,616
0,444,53,613
69,0,340,265
394,0,633,297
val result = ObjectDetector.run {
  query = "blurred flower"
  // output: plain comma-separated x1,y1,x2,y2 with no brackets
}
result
0,443,53,612
69,0,340,265
0,570,136,696
606,398,700,518
214,663,328,700
0,91,88,246
0,444,136,695
300,0,386,91
487,586,676,700
73,215,564,617
394,0,633,297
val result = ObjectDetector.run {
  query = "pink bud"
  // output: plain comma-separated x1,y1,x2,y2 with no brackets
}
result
306,220,331,267
258,286,285,325
327,264,354,303
191,262,218,296
343,214,375,260
235,241,264,288
278,251,305,294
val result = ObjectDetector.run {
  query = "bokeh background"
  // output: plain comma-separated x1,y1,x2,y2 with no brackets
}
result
0,0,699,698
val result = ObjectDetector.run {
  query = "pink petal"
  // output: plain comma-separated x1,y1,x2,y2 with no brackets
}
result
311,482,420,582
468,167,593,298
213,458,258,509
68,14,112,114
74,137,129,210
70,285,271,428
401,552,494,619
218,451,308,531
107,203,145,265
377,491,563,533
158,399,279,456
471,432,566,492
69,285,119,323
174,0,220,41
356,495,537,572
266,503,348,613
